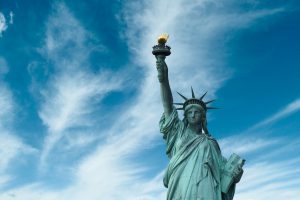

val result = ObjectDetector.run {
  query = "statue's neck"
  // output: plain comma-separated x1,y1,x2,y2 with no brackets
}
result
188,124,203,134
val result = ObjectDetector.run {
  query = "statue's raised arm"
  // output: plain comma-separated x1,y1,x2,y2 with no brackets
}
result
152,34,173,117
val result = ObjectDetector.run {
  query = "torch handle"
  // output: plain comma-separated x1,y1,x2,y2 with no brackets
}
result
155,55,166,63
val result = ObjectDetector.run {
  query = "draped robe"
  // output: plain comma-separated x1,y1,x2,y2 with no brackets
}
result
159,108,235,200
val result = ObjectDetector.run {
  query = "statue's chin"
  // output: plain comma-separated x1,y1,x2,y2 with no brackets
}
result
188,120,201,125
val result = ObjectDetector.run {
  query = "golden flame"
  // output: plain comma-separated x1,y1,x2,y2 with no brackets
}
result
157,33,169,44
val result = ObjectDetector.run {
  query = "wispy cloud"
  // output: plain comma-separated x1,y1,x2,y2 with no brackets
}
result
0,133,37,172
218,97,300,200
236,158,300,200
219,134,279,157
0,85,14,126
220,97,300,157
220,135,300,200
9,11,13,25
37,2,124,168
249,98,300,131
199,7,285,36
0,83,36,188
0,12,7,37
0,57,9,75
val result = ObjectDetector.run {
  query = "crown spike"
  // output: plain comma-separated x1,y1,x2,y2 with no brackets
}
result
200,91,207,100
191,87,195,98
173,103,184,105
205,99,215,104
177,91,188,100
207,106,219,110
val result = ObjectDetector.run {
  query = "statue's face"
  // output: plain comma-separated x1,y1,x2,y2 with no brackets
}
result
186,106,203,125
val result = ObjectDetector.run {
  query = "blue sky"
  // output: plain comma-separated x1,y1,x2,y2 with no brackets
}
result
0,0,300,199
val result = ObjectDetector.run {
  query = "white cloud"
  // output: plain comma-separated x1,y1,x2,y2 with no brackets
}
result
0,84,37,188
235,158,300,200
198,7,285,36
39,71,123,166
219,134,279,157
37,2,124,168
0,57,9,75
0,85,14,126
9,11,14,25
218,134,300,200
62,131,99,150
218,97,300,159
0,12,7,37
39,72,121,134
0,133,37,172
249,98,300,131
218,98,300,200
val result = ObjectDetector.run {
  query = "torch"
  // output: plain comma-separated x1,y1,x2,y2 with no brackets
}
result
152,33,171,63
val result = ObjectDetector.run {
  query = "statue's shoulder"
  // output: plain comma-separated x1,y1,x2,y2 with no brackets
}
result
207,135,221,151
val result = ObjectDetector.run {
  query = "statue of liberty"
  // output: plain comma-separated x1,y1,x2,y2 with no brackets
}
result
153,34,245,200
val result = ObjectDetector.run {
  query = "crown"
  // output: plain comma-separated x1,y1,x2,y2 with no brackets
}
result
174,87,217,111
